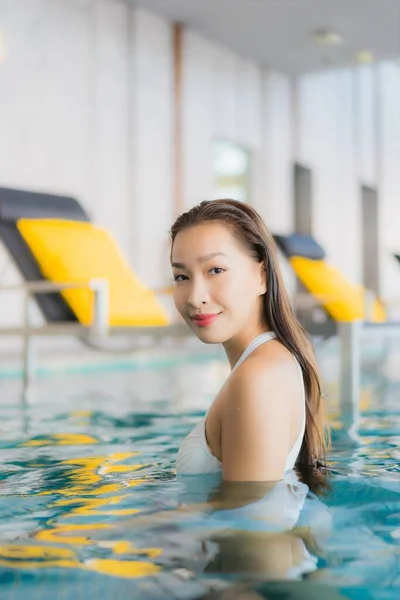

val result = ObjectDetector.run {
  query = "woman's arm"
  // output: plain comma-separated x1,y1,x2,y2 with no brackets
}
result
221,356,298,483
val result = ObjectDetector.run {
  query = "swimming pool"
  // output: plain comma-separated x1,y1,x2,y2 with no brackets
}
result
0,344,399,600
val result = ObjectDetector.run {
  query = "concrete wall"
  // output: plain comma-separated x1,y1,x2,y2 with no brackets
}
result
296,63,400,300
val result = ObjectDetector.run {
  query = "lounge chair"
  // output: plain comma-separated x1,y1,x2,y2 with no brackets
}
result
0,186,190,388
274,233,386,336
274,233,400,406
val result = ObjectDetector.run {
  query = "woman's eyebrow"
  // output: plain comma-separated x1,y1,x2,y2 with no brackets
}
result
172,252,227,269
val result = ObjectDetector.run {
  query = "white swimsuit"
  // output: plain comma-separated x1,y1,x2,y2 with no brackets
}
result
176,331,306,475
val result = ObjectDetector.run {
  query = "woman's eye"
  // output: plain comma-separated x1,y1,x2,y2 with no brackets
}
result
173,274,188,282
210,267,225,275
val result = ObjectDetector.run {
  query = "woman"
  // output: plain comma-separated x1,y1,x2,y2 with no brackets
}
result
171,199,329,481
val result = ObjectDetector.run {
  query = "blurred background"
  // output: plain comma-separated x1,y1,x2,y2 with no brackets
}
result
2,4,400,596
0,0,400,362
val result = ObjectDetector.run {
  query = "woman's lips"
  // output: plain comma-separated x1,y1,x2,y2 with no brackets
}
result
192,313,220,327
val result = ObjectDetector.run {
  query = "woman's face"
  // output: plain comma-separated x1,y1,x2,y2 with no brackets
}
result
171,222,266,344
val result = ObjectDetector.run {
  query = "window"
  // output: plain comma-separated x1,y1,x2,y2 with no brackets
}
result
212,140,252,203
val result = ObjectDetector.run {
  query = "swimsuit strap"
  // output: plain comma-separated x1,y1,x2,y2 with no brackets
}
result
232,331,277,372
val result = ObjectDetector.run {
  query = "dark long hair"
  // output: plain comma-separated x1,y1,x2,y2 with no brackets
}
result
170,199,330,468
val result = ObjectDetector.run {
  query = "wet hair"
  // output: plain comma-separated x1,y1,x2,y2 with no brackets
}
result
170,199,330,468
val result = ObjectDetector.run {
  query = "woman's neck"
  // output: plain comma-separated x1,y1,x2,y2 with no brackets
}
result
223,325,273,370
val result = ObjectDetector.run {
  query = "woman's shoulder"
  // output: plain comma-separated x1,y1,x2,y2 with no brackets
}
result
232,341,300,387
223,345,301,415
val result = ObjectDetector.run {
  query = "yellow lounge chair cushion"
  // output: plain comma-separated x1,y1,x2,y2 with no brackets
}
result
290,256,386,322
17,218,170,327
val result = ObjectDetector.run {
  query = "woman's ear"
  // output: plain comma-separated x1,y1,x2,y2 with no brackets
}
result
259,262,267,295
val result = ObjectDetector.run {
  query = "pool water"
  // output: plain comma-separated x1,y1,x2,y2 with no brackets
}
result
0,347,400,600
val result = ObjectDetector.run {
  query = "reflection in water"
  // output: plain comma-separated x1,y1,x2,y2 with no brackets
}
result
110,469,332,584
198,469,330,581
0,356,400,598
198,581,351,599
0,432,162,579
0,424,329,585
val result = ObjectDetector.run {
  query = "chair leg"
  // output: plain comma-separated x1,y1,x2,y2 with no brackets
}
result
22,333,35,402
339,320,362,406
21,293,36,402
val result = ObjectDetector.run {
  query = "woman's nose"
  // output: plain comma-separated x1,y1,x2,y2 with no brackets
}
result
187,278,209,308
